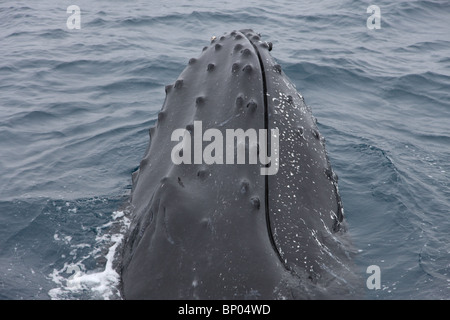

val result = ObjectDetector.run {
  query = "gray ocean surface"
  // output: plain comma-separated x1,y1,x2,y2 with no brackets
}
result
0,0,449,299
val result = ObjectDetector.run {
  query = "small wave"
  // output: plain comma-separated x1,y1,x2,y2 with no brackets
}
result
5,30,33,38
52,59,120,74
85,17,109,28
394,0,450,15
404,40,450,52
393,71,450,87
0,64,19,73
38,28,68,39
284,61,375,90
99,78,161,92
3,110,60,129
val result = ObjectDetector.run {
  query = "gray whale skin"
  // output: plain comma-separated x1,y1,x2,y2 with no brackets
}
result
120,29,360,299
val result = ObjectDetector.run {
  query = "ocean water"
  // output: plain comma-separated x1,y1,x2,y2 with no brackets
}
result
0,0,449,300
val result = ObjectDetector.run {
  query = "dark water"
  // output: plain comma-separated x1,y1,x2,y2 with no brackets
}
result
0,0,449,299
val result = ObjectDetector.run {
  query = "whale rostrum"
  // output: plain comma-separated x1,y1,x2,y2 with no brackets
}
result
120,29,361,299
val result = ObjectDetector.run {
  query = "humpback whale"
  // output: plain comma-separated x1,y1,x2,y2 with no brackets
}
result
120,29,360,299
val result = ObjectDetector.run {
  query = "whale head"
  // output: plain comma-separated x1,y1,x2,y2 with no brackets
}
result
120,29,361,299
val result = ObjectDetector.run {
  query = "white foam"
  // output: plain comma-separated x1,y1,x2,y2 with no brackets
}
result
48,210,130,300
